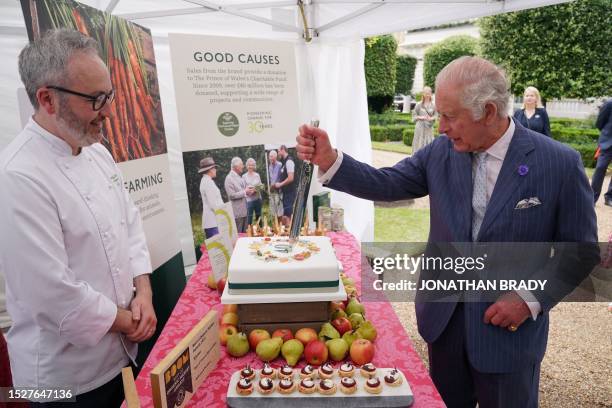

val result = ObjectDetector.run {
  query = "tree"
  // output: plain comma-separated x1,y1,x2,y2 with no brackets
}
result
364,35,398,113
395,54,417,95
479,0,612,99
423,35,479,92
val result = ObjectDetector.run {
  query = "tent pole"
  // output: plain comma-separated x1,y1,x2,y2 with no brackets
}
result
105,0,121,13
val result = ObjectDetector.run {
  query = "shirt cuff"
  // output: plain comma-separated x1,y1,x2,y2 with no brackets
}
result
515,290,542,321
317,150,344,185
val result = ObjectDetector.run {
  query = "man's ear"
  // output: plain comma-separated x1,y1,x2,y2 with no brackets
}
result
36,88,56,115
483,102,498,125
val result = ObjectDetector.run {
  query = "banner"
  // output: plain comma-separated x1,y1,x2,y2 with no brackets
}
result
170,34,300,250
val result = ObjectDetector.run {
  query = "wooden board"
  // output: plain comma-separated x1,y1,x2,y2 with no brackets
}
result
238,320,327,335
238,301,329,324
226,368,413,407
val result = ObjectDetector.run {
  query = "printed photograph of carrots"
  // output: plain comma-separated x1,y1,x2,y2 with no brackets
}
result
21,0,167,163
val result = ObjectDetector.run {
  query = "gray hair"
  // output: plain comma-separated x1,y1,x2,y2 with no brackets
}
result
18,28,100,109
435,56,510,120
246,158,256,167
231,157,243,168
268,150,277,159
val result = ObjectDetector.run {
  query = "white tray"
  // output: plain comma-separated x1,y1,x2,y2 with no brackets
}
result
221,279,347,304
226,368,413,407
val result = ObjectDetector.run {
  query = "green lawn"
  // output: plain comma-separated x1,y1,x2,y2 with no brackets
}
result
371,141,412,155
374,206,430,242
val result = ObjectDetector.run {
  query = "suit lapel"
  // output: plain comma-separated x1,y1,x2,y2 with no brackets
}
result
449,149,473,241
477,127,535,240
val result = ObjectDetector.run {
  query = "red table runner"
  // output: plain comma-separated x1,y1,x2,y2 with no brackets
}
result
129,232,444,407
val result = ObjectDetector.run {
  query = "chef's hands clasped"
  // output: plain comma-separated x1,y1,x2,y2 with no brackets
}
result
296,124,338,172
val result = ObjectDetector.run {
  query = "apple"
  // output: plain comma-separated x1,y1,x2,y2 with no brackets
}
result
304,339,328,365
331,317,352,336
216,277,227,295
329,301,345,313
349,339,375,365
248,329,271,350
272,328,293,343
219,324,238,346
295,328,318,346
207,274,217,289
330,309,347,320
221,312,239,327
222,304,238,314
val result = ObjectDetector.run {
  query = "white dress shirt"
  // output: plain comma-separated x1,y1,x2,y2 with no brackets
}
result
200,174,224,229
0,118,152,394
319,118,541,319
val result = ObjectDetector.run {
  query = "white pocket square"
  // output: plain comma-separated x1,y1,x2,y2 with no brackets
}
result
515,197,542,210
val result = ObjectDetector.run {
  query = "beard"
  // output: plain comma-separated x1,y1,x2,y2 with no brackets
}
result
56,97,104,148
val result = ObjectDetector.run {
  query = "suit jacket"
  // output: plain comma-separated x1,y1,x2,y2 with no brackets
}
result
224,171,247,218
327,122,598,373
596,99,612,150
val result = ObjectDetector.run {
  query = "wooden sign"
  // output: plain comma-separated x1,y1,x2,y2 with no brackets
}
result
150,311,220,408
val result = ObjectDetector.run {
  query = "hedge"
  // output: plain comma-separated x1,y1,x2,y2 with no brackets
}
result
370,125,405,142
423,35,479,91
364,35,398,113
550,125,599,144
403,128,414,146
369,112,412,126
395,55,417,95
568,143,597,169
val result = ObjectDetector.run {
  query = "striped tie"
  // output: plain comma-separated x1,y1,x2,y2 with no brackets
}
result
472,152,488,241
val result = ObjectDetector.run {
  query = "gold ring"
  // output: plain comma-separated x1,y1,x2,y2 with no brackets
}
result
508,325,518,332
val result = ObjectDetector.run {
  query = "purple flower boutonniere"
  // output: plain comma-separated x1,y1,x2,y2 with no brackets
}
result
518,165,529,176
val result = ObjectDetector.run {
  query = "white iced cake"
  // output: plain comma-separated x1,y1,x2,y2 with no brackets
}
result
227,236,340,295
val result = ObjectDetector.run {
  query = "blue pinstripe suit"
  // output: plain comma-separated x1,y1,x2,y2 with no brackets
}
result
327,122,598,406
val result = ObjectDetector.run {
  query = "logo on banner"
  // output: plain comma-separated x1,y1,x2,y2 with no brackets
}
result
217,112,239,136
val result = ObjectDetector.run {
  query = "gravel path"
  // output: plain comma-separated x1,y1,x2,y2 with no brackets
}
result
373,149,612,407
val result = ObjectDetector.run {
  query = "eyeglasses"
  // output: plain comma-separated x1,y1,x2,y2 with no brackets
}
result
47,86,115,111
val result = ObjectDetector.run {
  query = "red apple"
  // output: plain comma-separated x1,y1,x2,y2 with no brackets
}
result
271,328,293,343
222,304,238,314
294,328,318,346
331,317,352,336
216,277,227,295
304,339,328,365
220,312,239,327
349,339,375,366
207,274,217,289
248,329,271,350
329,301,345,313
219,324,237,346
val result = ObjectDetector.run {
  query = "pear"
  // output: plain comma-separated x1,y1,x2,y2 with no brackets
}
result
226,332,250,357
342,330,362,348
330,309,347,320
348,313,365,329
356,321,377,342
318,322,340,341
281,339,304,366
342,277,355,287
326,338,349,361
256,337,283,362
345,297,365,316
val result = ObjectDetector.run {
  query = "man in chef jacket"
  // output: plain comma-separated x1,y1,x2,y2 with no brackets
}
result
0,29,156,407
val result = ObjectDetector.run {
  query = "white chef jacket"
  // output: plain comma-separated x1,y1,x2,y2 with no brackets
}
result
0,118,152,394
200,174,224,230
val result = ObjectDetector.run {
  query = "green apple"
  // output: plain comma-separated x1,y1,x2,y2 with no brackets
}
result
226,332,250,357
256,337,283,362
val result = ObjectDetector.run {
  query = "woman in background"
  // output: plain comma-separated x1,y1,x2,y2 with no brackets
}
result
513,86,551,137
412,86,436,154
243,158,263,227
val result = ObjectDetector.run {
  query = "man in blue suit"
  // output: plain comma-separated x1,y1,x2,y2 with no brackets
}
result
296,56,598,407
591,98,612,206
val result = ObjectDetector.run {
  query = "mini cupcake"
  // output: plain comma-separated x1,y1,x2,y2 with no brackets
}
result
298,378,316,394
360,363,377,378
236,378,253,395
384,368,403,387
299,364,315,379
278,364,294,381
257,377,274,394
338,362,355,378
240,364,255,381
317,378,337,395
260,363,277,380
339,377,357,394
318,362,335,379
277,378,296,394
364,377,382,394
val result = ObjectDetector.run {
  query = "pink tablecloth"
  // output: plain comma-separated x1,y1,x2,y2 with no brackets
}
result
131,232,444,407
